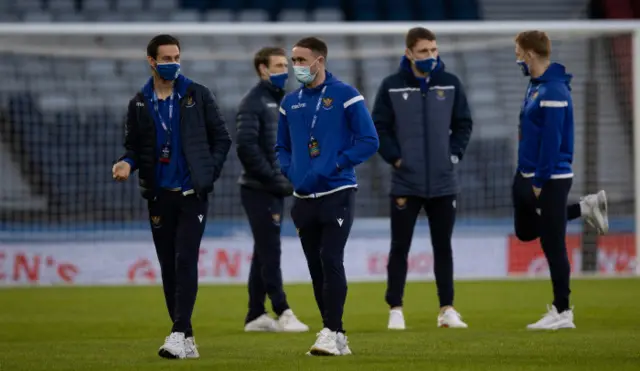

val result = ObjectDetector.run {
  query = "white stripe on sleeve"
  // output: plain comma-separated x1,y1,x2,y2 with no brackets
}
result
540,100,568,108
279,106,286,115
344,95,364,108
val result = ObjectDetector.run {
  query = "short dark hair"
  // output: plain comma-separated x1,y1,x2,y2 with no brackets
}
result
405,27,437,50
147,34,181,59
293,37,328,59
515,30,551,58
253,46,287,76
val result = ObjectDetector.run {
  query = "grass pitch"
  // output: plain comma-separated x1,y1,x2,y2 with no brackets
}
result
1,279,639,371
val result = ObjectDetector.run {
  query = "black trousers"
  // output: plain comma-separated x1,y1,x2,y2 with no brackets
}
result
148,190,208,337
385,195,457,309
512,172,581,312
291,188,356,333
240,186,290,323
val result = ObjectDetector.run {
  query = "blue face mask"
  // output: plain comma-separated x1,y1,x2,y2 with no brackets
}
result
155,62,180,81
517,60,530,76
414,57,438,74
269,72,288,89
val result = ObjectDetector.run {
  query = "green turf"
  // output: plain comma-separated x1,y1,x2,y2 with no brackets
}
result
1,279,639,371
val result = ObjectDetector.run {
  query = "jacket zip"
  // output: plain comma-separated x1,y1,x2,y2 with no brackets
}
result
422,88,430,197
179,93,199,197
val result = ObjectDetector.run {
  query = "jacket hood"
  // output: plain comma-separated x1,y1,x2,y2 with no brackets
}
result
142,74,192,100
534,62,572,89
300,71,339,92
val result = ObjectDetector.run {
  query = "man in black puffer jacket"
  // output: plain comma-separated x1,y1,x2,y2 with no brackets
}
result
112,34,231,360
236,47,308,333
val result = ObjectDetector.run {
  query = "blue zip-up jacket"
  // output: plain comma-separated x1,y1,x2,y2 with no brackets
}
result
275,72,379,197
518,63,574,188
126,75,193,191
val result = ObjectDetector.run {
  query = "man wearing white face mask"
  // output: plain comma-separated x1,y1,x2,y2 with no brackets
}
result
513,30,608,330
372,27,473,331
236,46,309,333
112,34,232,359
276,37,379,356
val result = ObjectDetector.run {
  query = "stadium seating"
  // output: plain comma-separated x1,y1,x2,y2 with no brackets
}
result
3,0,616,224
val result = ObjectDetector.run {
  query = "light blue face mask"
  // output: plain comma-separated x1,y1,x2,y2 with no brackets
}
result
517,60,530,76
293,58,319,84
269,72,288,89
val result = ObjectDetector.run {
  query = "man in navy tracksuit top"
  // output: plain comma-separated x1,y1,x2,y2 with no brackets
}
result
276,37,379,356
372,28,472,331
513,31,608,330
112,35,232,358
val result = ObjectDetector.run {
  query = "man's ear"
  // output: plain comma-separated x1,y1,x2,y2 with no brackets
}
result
259,63,269,78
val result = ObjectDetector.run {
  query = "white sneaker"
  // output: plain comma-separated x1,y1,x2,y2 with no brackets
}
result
336,332,352,356
437,308,468,328
244,314,279,332
581,190,609,235
527,305,576,330
158,332,186,359
307,328,341,356
277,309,310,332
388,308,406,330
185,336,199,359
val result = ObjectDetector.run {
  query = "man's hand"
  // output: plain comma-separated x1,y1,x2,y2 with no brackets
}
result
533,186,541,198
394,159,402,169
112,161,131,182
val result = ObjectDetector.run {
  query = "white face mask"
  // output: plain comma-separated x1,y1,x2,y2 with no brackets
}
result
293,58,320,84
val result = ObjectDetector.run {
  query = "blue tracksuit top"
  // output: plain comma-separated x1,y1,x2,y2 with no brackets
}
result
518,63,574,188
139,75,193,191
275,72,379,197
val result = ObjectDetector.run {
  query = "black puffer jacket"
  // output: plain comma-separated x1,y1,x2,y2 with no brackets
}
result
119,75,232,200
236,80,292,197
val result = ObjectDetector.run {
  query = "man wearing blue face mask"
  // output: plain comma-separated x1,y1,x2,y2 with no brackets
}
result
276,36,379,356
513,31,608,330
112,34,231,359
236,46,309,333
372,27,473,331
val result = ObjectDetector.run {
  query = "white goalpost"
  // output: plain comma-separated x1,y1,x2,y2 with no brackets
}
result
0,20,638,285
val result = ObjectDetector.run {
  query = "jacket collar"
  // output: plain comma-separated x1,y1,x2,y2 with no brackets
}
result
399,56,445,87
141,74,192,101
299,71,337,93
259,79,285,101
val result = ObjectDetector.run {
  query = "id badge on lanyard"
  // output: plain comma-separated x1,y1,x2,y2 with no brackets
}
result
303,86,327,159
154,92,174,164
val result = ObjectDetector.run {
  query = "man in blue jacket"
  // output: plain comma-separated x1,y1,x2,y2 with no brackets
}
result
372,27,472,331
513,30,608,330
112,34,231,358
276,36,379,356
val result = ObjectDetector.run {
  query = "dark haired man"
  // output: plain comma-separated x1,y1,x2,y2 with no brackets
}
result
112,34,232,359
276,36,379,355
237,46,308,333
372,27,473,330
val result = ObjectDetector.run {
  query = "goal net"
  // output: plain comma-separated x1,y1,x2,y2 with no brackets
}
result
0,22,637,285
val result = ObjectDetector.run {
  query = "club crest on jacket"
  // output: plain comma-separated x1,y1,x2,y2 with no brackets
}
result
322,97,333,110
